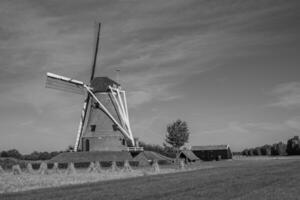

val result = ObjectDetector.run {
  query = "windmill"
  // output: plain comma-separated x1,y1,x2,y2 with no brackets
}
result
45,23,140,152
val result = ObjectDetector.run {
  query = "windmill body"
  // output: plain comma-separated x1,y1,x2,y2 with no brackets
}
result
81,77,128,152
45,23,141,153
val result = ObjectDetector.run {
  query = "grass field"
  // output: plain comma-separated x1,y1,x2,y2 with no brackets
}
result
1,157,300,200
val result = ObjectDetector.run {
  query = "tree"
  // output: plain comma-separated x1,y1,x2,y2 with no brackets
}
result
254,147,262,156
165,119,190,158
287,136,300,155
242,149,249,156
0,151,8,157
23,151,40,160
248,148,254,156
271,142,287,156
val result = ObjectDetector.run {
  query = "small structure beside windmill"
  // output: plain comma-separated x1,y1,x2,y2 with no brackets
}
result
133,151,173,166
178,150,199,163
46,23,142,159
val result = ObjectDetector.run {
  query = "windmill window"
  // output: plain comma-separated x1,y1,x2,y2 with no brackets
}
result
94,102,100,108
90,125,96,132
112,124,118,131
85,139,90,151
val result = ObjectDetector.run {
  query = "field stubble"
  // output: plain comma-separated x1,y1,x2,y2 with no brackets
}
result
0,163,212,194
1,157,300,200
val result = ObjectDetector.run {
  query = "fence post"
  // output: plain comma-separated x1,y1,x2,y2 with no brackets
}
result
12,165,22,175
95,161,103,173
26,163,34,174
110,161,118,172
0,165,5,174
87,162,95,173
179,159,185,170
123,160,132,172
52,162,60,174
39,162,48,175
152,160,160,173
66,162,76,175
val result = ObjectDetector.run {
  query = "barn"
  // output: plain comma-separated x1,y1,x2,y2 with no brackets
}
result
191,145,232,161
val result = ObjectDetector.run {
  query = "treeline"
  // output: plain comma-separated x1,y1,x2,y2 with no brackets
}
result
0,149,62,161
242,136,300,156
0,141,176,161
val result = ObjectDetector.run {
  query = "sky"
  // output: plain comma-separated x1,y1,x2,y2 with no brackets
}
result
0,0,300,153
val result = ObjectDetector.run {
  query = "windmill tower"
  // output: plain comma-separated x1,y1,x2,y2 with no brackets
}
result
45,23,140,152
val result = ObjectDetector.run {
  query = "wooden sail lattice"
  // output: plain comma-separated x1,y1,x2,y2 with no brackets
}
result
46,72,85,95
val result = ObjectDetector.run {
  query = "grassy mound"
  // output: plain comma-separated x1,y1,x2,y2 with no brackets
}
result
49,151,135,165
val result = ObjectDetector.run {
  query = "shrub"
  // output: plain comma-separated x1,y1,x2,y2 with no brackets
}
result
12,165,22,175
23,151,61,160
0,158,26,170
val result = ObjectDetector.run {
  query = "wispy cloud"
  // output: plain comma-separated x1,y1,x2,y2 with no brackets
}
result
203,121,292,135
269,82,300,108
198,120,297,150
285,116,300,131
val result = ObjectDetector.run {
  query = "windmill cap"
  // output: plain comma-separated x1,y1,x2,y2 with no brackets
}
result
91,77,120,92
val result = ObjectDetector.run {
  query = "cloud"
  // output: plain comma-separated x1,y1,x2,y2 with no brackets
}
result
127,91,152,107
202,121,249,135
203,121,292,136
198,120,297,150
0,0,300,152
285,116,300,131
269,82,300,108
131,115,170,144
127,84,183,108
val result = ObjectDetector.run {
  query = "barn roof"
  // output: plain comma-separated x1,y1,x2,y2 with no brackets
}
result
179,150,199,161
133,151,173,162
191,145,230,151
91,77,120,93
49,151,133,163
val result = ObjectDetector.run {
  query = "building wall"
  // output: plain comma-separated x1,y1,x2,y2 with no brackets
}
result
82,136,126,152
81,92,127,151
192,149,232,161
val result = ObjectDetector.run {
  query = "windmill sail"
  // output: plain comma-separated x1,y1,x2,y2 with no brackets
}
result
75,23,102,151
90,23,101,82
46,72,85,95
